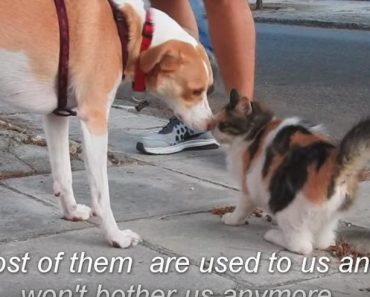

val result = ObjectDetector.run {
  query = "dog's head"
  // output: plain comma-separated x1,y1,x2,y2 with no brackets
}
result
139,40,214,131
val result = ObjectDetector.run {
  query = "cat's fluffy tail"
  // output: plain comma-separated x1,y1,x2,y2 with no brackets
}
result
337,118,370,178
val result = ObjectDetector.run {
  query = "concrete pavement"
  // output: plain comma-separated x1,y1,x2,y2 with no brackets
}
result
1,1,370,295
0,102,369,297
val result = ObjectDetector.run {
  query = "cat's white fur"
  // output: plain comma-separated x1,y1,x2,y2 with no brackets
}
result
221,118,348,255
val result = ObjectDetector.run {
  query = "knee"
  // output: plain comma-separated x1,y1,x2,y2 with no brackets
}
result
79,106,108,136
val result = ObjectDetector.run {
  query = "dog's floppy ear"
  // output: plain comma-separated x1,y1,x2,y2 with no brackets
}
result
139,42,182,73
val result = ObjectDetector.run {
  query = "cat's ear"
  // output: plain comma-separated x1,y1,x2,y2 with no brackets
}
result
240,97,253,115
229,89,241,108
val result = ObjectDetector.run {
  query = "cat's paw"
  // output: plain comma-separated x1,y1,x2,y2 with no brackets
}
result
264,229,284,245
265,229,313,255
222,212,247,226
315,233,336,250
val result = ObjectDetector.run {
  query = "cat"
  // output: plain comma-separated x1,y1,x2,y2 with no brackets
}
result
212,89,370,255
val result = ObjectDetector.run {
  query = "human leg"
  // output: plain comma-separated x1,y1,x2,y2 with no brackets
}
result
204,0,255,99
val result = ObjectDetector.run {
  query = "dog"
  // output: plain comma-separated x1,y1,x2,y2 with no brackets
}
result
0,0,214,248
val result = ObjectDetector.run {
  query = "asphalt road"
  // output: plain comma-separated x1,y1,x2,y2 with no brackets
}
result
252,23,370,139
118,23,370,139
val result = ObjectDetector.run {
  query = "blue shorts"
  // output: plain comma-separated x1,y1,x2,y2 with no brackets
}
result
189,0,213,53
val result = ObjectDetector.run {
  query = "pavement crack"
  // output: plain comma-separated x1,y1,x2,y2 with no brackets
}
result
260,271,339,290
0,118,28,134
0,182,59,209
141,240,253,287
161,166,239,192
10,148,38,174
0,112,28,116
0,224,95,246
157,209,213,220
107,151,146,166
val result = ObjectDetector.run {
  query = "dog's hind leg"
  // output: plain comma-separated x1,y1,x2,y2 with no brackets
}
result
78,97,141,248
43,114,92,221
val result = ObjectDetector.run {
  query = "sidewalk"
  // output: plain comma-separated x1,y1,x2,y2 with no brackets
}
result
0,103,369,296
249,0,370,30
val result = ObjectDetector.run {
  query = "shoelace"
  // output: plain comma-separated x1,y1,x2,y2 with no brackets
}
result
158,117,182,134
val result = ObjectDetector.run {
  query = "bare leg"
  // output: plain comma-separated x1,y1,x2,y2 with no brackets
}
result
43,114,91,221
150,0,199,39
222,192,254,226
204,0,256,99
149,0,255,99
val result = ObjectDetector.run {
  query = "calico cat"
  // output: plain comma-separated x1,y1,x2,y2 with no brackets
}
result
212,89,370,255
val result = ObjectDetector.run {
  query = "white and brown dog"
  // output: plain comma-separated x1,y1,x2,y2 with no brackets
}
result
0,0,214,247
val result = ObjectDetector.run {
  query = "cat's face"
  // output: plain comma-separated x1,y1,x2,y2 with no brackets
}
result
212,90,253,144
212,89,273,144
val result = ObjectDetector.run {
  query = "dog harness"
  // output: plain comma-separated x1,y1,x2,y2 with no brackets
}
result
108,0,130,80
53,0,75,116
52,0,130,116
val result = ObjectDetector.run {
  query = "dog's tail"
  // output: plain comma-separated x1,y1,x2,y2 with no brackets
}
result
336,118,370,179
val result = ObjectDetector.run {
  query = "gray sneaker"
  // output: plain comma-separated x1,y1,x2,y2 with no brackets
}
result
136,117,219,155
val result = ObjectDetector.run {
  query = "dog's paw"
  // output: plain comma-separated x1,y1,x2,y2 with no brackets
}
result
222,212,247,226
63,204,92,221
109,229,142,248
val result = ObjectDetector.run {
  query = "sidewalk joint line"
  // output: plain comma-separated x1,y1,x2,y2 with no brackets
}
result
161,166,239,191
141,240,252,287
0,182,59,209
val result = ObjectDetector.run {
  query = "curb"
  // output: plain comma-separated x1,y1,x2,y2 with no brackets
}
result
254,17,370,31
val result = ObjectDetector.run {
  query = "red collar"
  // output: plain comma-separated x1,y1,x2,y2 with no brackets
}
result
133,9,154,92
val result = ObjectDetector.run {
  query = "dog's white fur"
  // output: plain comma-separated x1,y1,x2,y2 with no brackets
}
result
0,0,213,248
0,50,57,112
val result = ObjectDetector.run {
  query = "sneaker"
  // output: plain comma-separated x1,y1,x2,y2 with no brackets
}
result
136,117,219,155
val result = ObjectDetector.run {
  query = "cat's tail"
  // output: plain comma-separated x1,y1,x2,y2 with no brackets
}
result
336,118,370,179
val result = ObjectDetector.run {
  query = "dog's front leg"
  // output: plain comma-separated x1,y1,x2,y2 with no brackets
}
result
43,114,92,221
79,108,141,248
